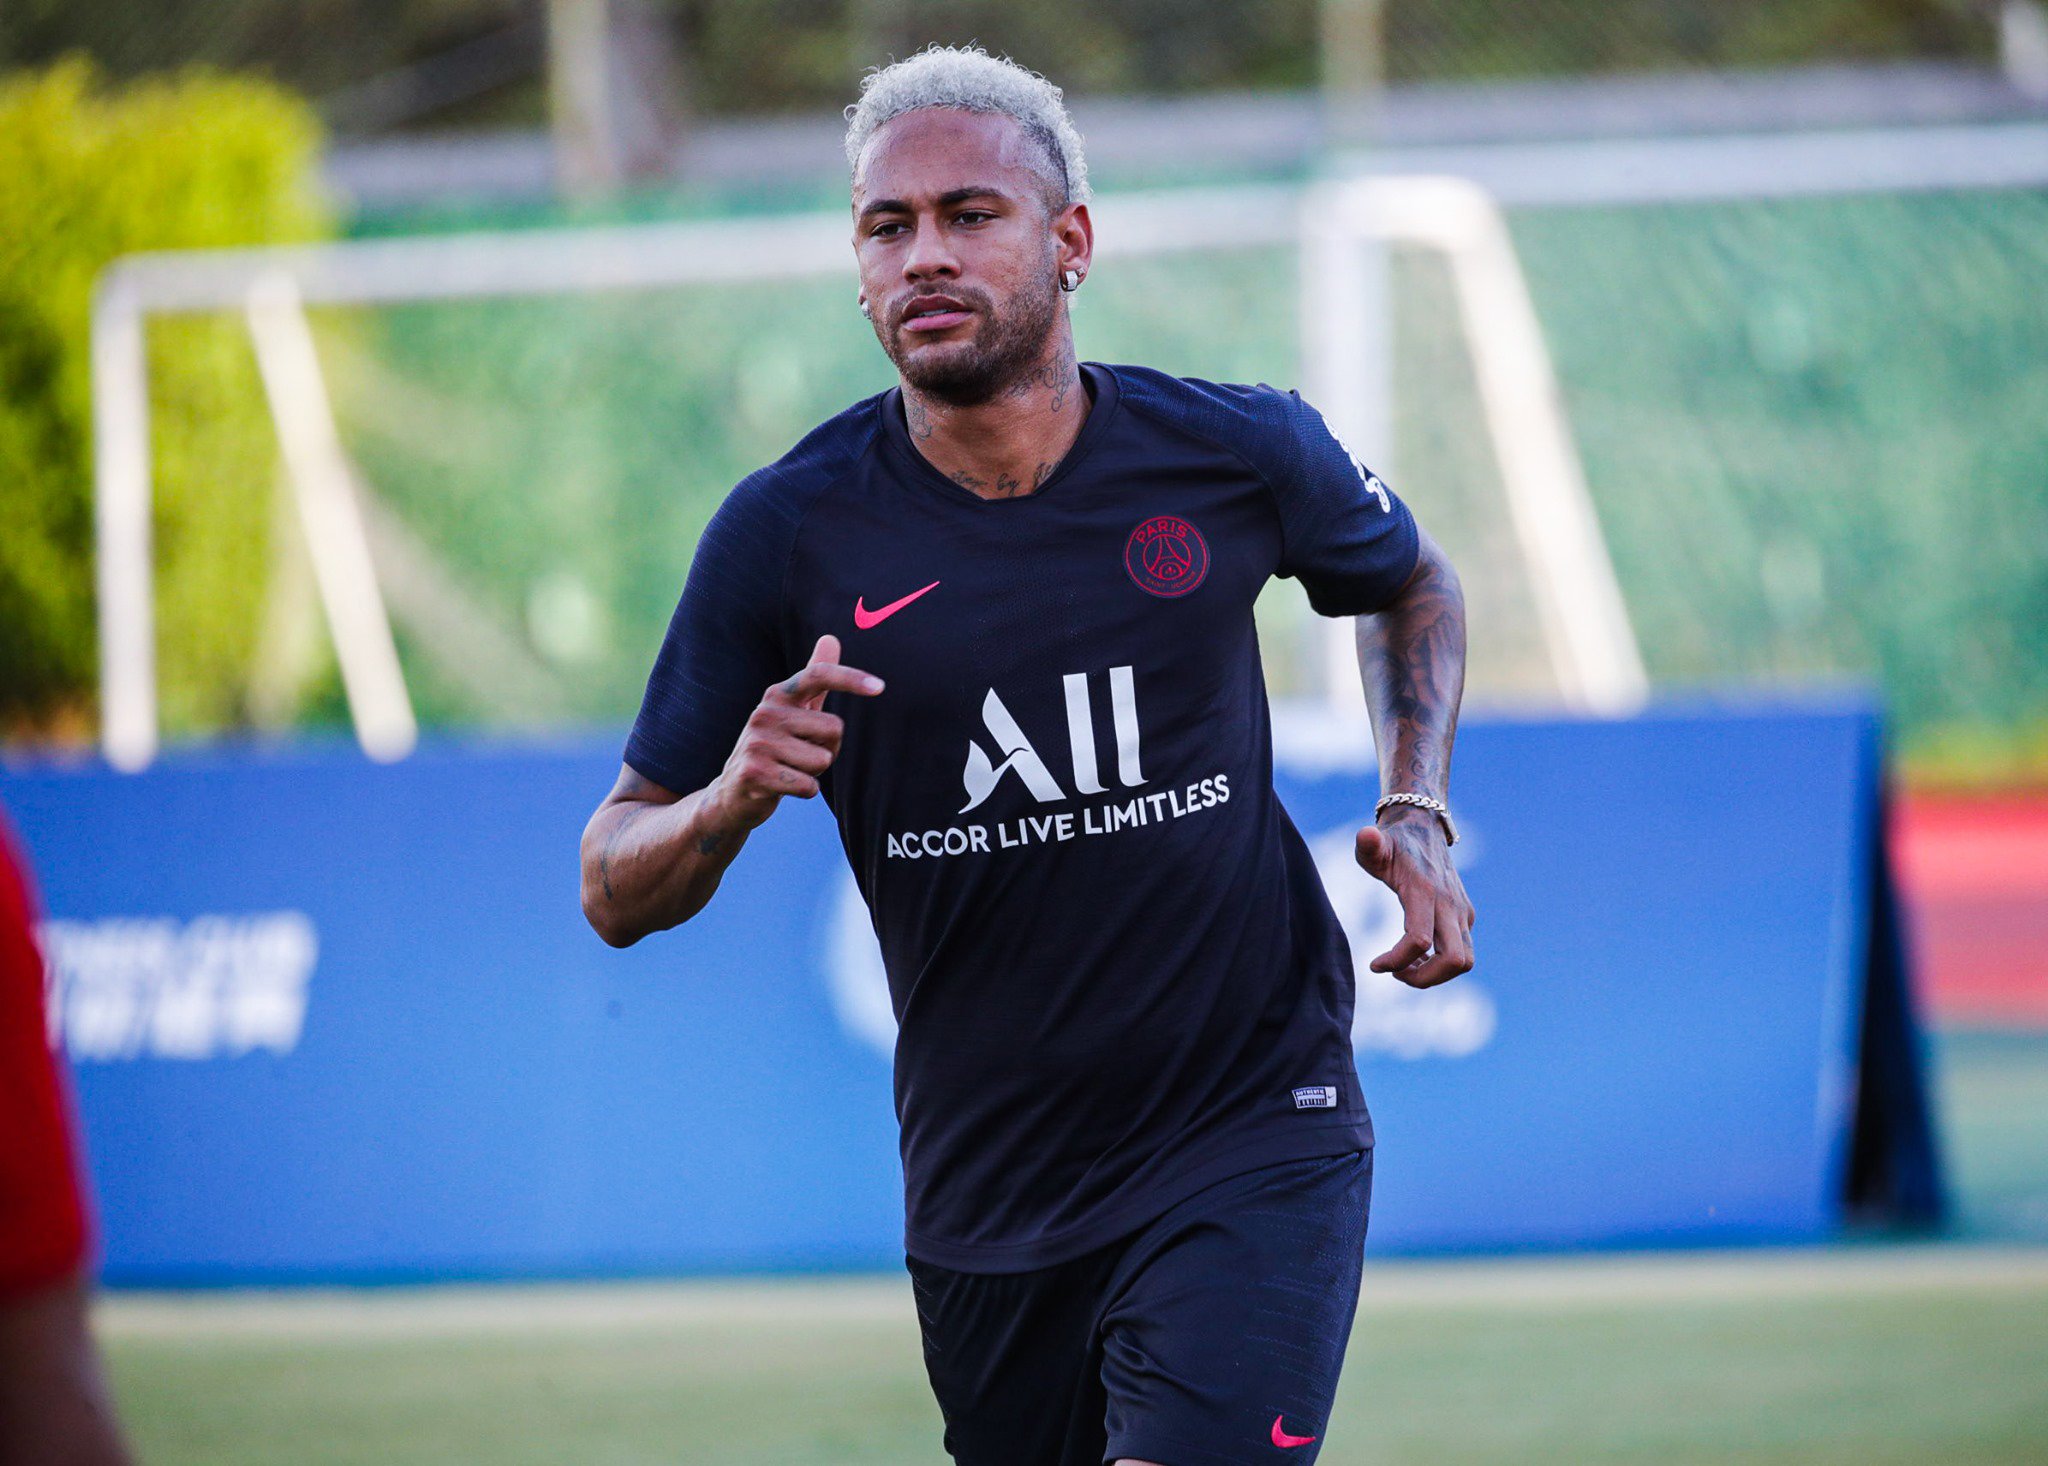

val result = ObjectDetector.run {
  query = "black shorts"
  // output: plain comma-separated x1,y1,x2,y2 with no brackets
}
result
907,1149,1372,1466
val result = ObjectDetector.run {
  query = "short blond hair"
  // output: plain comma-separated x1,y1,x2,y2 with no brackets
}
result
844,44,1091,206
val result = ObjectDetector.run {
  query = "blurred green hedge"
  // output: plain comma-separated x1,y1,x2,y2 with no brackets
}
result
0,59,329,740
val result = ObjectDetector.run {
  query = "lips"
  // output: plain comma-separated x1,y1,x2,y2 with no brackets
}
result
898,294,973,334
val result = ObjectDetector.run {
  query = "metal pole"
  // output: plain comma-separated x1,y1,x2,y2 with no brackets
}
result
245,273,419,762
1372,179,1647,712
1319,0,1385,150
1315,0,1393,716
547,0,618,197
91,272,158,772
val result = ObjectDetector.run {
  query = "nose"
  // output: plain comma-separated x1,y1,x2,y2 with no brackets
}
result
901,215,960,283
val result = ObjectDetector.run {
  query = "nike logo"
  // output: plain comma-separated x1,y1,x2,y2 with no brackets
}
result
1271,1416,1318,1449
853,580,940,629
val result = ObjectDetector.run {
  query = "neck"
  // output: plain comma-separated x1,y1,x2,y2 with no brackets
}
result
901,333,1087,500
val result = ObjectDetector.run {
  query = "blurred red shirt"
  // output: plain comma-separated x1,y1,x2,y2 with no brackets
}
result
0,810,90,1297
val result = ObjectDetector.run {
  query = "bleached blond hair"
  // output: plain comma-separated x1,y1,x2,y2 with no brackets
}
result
843,44,1091,207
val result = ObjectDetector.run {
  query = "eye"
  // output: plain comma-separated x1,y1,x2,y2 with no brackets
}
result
955,210,995,226
869,219,908,239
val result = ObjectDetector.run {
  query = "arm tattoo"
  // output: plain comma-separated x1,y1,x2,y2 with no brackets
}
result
1355,539,1467,803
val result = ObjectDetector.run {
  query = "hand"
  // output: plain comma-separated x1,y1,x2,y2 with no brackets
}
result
710,635,883,832
1354,809,1475,989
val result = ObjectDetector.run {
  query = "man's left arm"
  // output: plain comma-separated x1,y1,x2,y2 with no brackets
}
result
1353,525,1476,989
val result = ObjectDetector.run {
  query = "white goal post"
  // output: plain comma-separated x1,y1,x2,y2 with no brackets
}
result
90,173,1648,771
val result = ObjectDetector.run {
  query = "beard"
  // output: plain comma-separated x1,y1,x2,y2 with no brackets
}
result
881,272,1062,406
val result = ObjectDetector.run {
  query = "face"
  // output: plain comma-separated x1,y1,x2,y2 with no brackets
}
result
852,108,1090,405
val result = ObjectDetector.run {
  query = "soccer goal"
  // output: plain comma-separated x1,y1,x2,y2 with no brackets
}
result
90,172,1647,771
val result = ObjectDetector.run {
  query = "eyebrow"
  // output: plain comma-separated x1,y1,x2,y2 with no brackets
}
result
857,184,1011,222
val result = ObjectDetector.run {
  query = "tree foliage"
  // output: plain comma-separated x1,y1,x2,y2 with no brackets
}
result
0,60,330,737
0,0,1998,128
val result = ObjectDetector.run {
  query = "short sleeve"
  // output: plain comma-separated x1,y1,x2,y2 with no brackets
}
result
622,479,800,796
1267,390,1420,617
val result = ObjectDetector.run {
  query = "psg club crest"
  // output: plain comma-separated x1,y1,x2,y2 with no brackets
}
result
1124,515,1209,598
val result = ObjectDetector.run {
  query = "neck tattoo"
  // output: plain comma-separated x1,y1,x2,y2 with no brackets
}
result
900,344,1086,501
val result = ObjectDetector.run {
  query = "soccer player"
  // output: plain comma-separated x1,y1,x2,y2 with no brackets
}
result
0,811,132,1465
582,44,1473,1466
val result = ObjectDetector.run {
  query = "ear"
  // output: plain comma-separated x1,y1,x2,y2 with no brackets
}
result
1053,201,1094,286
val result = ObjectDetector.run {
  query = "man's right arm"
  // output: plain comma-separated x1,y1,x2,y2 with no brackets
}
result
580,634,883,948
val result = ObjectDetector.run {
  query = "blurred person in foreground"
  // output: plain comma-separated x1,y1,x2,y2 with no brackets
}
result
581,44,1473,1466
0,812,131,1466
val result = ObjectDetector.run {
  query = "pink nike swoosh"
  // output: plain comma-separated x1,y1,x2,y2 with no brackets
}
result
853,580,940,629
1271,1416,1318,1449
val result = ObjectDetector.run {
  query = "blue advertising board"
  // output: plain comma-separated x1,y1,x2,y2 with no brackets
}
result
0,700,1939,1284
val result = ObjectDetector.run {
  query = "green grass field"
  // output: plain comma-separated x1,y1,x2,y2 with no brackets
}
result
101,1031,2048,1464
104,1250,2048,1465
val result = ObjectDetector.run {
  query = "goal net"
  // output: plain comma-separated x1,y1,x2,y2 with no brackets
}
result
92,173,1643,770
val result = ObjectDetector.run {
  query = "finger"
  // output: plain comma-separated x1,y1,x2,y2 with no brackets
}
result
770,661,885,707
729,741,824,800
799,635,843,711
1370,883,1434,974
1395,948,1466,989
1438,900,1472,969
1396,905,1474,989
777,768,821,798
1354,825,1394,877
745,759,819,798
1417,904,1482,986
760,733,835,777
758,707,844,754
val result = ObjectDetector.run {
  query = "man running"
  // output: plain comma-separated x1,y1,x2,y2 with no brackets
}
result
582,44,1473,1466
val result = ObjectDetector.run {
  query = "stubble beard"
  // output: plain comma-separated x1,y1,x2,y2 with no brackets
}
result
883,272,1062,407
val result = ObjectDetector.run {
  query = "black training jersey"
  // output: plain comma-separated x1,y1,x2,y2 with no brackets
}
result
625,363,1419,1273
